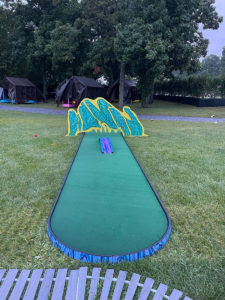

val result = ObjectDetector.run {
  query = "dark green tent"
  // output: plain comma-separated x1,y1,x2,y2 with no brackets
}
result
0,77,43,104
107,80,140,103
56,76,106,107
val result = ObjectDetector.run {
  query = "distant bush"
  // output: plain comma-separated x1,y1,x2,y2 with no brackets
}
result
155,75,225,98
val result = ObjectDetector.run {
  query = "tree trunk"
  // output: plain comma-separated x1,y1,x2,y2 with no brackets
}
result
146,78,155,105
141,77,155,107
119,61,125,110
42,60,47,103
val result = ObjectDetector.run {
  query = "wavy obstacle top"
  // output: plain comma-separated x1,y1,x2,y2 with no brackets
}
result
67,97,146,136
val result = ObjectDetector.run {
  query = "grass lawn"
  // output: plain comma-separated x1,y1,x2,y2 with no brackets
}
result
132,100,225,118
1,98,225,118
0,110,224,299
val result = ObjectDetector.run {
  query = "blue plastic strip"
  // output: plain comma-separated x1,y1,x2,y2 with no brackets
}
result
47,223,171,264
0,100,11,103
26,100,37,104
99,138,104,153
107,137,113,153
99,137,113,154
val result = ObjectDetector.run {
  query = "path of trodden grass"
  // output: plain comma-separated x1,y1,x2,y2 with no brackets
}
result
48,132,171,263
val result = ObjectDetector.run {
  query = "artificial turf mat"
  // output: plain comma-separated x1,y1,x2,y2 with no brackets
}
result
49,132,169,257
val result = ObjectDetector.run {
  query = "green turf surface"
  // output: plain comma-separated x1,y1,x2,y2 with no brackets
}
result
50,132,169,256
1,110,224,299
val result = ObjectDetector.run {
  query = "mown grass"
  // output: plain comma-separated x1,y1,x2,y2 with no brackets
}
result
1,98,225,118
132,100,225,118
0,110,224,299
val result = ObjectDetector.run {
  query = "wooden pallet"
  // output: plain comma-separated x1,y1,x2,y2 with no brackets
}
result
0,267,193,300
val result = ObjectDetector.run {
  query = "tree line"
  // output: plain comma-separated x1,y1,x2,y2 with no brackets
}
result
155,74,225,98
155,48,225,99
0,0,222,107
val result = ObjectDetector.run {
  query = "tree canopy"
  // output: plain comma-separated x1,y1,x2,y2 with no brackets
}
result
0,0,223,105
201,54,222,76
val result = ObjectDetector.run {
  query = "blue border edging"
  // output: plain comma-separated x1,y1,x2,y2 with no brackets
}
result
47,224,171,263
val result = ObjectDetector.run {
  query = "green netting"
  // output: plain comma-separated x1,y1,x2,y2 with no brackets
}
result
50,132,168,256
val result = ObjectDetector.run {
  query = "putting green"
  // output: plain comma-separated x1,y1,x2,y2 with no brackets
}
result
48,132,171,263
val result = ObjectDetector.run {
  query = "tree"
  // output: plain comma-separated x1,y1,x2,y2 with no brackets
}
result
23,0,82,99
0,3,34,80
0,0,83,97
0,0,222,104
80,0,121,83
118,0,223,106
0,6,13,78
114,10,169,106
221,47,225,75
81,0,223,107
48,20,91,82
201,55,221,76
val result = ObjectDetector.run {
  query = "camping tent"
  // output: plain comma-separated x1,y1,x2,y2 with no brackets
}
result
107,80,140,104
56,76,106,107
0,77,44,104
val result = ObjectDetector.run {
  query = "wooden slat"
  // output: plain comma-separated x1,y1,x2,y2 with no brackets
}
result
37,269,55,300
100,269,114,300
168,289,183,300
88,268,101,300
76,267,88,300
0,270,6,283
138,277,154,300
9,270,30,300
112,271,127,300
0,268,192,300
152,283,168,300
51,269,68,300
124,273,140,300
65,269,79,300
0,269,18,300
23,269,43,300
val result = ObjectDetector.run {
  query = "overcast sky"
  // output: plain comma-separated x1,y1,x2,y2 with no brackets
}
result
203,0,225,57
